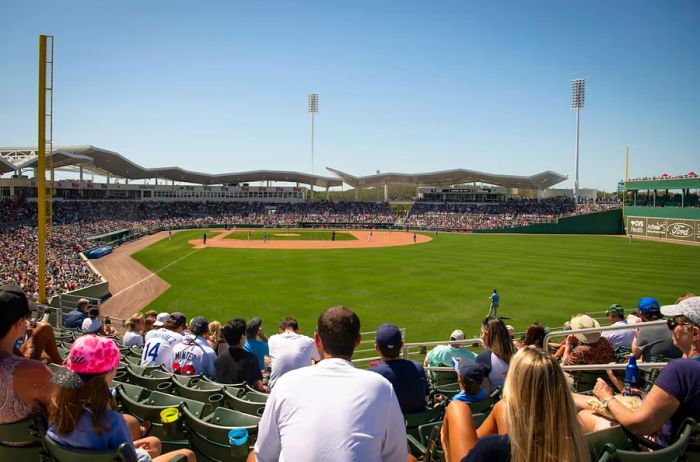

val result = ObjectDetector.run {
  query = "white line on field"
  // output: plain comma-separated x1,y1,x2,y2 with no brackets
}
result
110,249,199,299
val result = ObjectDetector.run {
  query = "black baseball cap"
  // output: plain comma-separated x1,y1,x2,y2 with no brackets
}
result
375,323,403,350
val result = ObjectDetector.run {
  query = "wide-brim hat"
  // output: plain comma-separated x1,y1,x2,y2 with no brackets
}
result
569,315,602,344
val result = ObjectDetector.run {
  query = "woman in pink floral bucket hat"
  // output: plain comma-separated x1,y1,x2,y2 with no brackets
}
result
47,335,196,462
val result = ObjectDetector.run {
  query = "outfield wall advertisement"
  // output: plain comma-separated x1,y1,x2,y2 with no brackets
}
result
626,216,700,242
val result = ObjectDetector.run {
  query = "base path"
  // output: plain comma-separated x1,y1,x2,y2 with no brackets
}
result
189,230,432,249
92,231,171,319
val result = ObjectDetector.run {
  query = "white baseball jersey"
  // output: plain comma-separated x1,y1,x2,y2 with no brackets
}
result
141,328,183,368
170,334,217,378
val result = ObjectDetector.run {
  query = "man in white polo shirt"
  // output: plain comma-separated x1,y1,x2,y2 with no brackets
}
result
267,315,320,389
253,306,407,462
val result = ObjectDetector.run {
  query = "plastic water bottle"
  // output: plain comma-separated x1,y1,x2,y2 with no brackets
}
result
623,355,639,396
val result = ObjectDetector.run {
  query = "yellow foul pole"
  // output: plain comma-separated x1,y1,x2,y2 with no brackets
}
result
37,35,48,304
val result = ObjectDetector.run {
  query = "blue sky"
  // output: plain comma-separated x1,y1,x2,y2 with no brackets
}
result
1,1,698,191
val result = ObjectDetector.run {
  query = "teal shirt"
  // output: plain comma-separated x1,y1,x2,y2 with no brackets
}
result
426,345,477,366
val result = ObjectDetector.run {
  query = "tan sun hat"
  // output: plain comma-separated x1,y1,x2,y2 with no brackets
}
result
569,315,602,344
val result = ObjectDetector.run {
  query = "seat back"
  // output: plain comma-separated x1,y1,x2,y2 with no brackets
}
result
126,366,173,392
242,389,268,403
172,375,224,403
223,389,266,416
183,406,258,462
41,437,137,462
605,418,696,462
405,408,440,440
0,416,44,460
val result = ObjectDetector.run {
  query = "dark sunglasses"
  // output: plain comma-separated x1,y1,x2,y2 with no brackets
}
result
667,316,691,331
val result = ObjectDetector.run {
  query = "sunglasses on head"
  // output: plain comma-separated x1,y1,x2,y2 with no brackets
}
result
667,316,691,331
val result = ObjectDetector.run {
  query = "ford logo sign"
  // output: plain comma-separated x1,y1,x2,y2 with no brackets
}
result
668,223,693,237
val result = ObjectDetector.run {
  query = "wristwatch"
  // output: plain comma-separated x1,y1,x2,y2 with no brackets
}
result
602,396,615,409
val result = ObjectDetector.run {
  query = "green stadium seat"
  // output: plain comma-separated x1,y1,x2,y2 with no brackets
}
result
40,437,139,462
171,374,225,403
223,389,266,416
183,406,260,462
126,366,173,392
434,383,460,395
114,383,151,402
430,369,458,387
0,415,44,460
595,418,696,461
242,389,268,403
128,346,143,358
117,387,206,441
405,407,441,440
122,355,142,366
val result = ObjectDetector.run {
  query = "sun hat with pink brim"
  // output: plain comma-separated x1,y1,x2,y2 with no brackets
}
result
50,335,120,389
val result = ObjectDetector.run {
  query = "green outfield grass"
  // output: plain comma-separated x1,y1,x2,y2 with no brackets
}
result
131,230,700,343
225,230,356,241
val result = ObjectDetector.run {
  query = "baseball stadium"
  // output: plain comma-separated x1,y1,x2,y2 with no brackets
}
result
2,7,700,462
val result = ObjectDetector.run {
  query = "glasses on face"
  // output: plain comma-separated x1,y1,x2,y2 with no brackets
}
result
667,316,691,331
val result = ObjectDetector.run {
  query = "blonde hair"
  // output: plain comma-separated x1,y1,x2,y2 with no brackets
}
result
504,348,590,462
208,321,223,342
124,313,145,331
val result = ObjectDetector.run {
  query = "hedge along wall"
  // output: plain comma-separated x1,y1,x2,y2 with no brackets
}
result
474,209,624,235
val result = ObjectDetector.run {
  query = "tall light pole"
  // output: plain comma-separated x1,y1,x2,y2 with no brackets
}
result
308,93,318,200
571,78,585,202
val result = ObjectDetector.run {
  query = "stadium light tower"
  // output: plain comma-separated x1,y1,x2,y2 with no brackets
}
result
571,78,585,202
308,93,318,198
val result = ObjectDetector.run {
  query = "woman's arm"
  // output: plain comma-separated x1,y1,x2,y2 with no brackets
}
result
592,378,679,436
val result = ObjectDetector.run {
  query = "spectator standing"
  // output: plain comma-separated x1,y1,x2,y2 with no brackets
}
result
0,284,54,424
601,304,635,350
215,318,267,391
122,313,145,347
141,313,186,368
171,317,217,378
253,306,407,462
267,316,320,389
63,298,89,329
368,323,429,413
243,317,269,372
476,318,516,392
632,297,682,361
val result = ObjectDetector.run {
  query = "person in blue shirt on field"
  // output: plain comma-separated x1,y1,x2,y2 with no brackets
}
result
368,323,429,414
488,289,500,318
244,317,269,372
451,359,487,404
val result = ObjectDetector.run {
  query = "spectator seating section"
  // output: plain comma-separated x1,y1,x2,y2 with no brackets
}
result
0,415,44,460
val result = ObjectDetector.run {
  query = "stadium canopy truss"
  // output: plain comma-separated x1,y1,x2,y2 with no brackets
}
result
326,167,567,191
1,146,343,189
1,145,567,191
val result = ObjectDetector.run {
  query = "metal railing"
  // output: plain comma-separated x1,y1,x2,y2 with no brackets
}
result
542,319,666,349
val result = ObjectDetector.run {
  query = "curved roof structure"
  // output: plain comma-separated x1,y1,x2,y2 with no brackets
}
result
326,167,567,190
5,145,342,188
0,156,16,174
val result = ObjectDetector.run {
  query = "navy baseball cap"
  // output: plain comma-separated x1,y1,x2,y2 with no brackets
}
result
454,359,485,385
0,284,36,324
375,323,402,350
637,297,660,315
190,316,209,335
170,312,187,327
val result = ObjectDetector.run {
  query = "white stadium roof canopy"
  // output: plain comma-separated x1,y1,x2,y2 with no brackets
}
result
1,145,567,190
1,145,343,189
326,167,567,190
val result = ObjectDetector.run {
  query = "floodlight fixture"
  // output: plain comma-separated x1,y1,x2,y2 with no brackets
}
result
571,78,585,201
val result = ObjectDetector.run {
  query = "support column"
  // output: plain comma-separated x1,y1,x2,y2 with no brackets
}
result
79,165,84,182
384,184,388,202
325,187,329,200
355,188,359,201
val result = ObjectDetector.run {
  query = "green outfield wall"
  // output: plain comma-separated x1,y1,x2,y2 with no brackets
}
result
474,209,624,235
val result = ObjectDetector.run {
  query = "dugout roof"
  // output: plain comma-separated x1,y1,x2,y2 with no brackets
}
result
4,145,343,188
326,167,567,190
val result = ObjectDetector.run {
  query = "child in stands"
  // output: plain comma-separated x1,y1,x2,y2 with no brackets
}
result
47,335,196,462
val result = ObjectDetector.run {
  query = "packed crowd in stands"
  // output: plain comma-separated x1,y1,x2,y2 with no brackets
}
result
627,172,698,181
404,198,619,230
0,198,620,298
2,283,699,461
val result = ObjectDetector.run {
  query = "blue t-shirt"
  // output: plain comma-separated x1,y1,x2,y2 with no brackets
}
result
461,435,510,462
63,309,86,329
452,387,487,404
368,359,429,414
243,338,269,371
490,293,500,304
653,358,700,440
47,409,149,461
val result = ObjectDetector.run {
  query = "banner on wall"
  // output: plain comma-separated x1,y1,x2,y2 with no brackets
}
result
626,217,699,242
